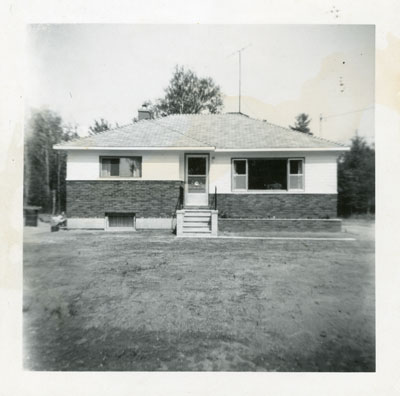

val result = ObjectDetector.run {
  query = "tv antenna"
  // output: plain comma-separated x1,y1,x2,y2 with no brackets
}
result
227,44,252,113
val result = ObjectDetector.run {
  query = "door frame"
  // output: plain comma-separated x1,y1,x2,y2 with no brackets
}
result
184,153,210,207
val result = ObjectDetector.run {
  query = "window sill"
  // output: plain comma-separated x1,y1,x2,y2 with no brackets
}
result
105,227,136,232
230,190,306,194
99,177,142,180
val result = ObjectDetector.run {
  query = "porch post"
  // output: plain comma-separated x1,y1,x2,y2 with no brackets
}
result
211,210,218,236
176,210,184,236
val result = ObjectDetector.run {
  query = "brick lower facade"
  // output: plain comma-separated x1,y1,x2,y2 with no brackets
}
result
66,181,337,221
66,180,182,218
215,193,338,219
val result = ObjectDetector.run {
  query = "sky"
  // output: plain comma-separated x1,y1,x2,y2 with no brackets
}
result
27,24,375,144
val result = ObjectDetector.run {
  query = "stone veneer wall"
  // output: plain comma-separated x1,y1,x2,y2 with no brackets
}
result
66,180,182,218
215,193,338,219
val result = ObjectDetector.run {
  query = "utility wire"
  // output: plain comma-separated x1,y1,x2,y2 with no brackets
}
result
322,106,374,120
319,105,374,137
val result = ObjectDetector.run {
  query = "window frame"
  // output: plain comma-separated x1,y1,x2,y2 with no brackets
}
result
288,158,305,191
231,159,248,192
99,156,142,179
105,212,136,231
231,157,305,192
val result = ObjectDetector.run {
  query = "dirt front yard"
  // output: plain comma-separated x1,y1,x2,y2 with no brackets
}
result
23,220,375,371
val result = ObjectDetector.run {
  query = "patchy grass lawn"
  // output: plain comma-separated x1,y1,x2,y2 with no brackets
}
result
23,219,375,371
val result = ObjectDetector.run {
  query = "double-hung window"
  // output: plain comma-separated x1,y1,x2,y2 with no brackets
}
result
232,159,247,190
100,156,142,178
232,158,304,192
288,159,304,190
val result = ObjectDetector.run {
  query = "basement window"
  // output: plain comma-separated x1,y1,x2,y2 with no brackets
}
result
232,158,304,192
100,156,142,178
105,212,135,230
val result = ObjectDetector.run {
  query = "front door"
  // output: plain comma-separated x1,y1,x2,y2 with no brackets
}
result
185,154,209,207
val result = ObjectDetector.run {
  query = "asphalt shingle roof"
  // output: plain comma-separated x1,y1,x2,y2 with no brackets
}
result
56,113,346,150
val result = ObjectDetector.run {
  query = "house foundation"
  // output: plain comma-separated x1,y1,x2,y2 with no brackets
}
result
218,218,342,233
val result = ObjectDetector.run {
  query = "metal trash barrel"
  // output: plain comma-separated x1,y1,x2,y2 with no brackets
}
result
23,206,41,227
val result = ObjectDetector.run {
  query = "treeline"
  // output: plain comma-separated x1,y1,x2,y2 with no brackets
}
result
24,109,79,213
338,136,375,216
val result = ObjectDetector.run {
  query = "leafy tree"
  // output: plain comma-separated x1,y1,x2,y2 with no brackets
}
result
57,124,79,211
89,118,111,135
143,65,223,118
25,109,79,213
289,113,312,134
338,136,375,216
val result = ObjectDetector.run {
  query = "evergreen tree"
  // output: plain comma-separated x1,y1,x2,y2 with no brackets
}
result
338,136,375,216
25,109,78,213
88,118,111,135
289,113,312,134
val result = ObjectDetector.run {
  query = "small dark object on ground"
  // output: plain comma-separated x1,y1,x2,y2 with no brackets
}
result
24,206,41,227
51,213,67,232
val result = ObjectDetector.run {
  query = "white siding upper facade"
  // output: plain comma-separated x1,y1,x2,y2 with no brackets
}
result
209,152,339,194
67,150,338,194
67,150,185,181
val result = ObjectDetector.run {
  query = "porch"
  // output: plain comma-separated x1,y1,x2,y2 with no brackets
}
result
175,180,219,237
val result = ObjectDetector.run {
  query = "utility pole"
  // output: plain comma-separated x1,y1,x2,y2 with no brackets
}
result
228,44,251,114
319,113,323,137
239,50,241,113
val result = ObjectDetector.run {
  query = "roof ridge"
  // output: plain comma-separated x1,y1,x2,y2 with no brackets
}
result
250,117,346,147
296,129,348,147
250,116,303,133
79,119,161,141
88,122,135,135
66,122,136,144
104,122,135,132
152,118,212,147
162,112,244,117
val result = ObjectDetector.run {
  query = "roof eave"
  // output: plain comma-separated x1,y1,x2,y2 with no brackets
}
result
53,145,349,152
53,145,216,151
215,147,349,152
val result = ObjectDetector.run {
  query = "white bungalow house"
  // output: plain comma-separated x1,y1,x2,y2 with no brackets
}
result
54,111,348,236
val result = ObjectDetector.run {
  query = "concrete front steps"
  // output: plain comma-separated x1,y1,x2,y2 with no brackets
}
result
176,208,218,237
